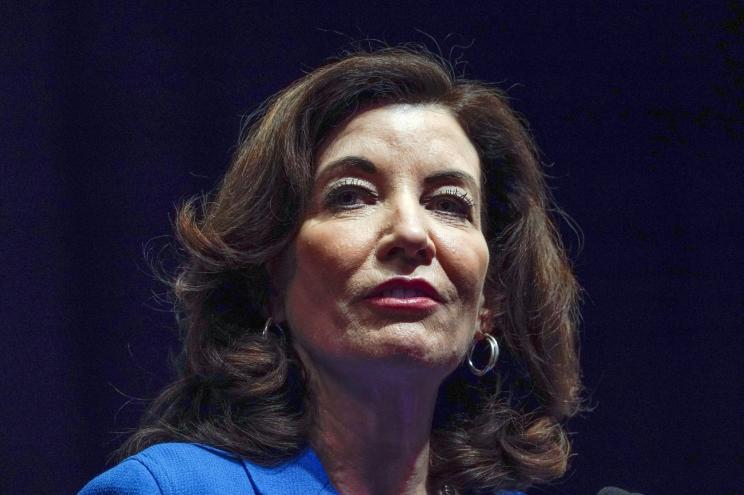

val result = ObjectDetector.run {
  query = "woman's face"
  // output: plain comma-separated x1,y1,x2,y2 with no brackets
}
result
272,104,490,381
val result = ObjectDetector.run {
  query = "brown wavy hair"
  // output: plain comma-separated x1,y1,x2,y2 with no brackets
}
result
118,45,583,494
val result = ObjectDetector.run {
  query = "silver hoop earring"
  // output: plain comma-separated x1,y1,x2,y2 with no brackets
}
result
467,333,500,376
262,317,286,340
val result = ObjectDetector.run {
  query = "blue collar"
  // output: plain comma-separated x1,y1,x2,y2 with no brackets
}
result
242,447,339,495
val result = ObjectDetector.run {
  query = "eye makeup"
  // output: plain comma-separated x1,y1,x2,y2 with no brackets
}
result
323,178,377,210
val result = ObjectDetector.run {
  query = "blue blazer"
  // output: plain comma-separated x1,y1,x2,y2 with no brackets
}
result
79,442,525,494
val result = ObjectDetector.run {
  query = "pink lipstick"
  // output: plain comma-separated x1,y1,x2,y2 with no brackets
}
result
364,277,442,313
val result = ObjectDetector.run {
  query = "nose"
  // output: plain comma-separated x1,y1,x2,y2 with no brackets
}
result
376,192,435,266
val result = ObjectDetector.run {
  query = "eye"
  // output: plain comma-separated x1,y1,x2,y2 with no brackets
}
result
325,178,376,209
428,188,475,219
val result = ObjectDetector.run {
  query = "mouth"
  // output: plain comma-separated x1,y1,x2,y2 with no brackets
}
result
363,277,443,313
378,288,430,299
366,277,443,301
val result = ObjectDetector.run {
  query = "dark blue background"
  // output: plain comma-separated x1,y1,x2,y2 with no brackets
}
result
2,2,742,493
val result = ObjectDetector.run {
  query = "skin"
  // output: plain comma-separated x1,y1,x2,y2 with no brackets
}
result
269,104,492,495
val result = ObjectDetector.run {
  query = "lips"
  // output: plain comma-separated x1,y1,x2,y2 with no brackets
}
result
366,277,443,302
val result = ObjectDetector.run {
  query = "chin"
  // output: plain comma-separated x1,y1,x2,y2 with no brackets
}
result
361,335,463,374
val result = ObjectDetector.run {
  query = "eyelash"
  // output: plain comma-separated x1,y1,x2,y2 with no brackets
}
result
434,188,475,218
324,180,475,220
325,179,377,208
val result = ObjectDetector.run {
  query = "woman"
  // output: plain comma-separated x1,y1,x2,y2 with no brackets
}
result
80,46,582,495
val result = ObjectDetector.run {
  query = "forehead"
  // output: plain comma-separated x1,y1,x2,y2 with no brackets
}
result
315,104,481,181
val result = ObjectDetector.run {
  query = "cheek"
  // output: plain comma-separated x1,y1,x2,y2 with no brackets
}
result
285,220,373,318
438,231,490,305
297,220,372,279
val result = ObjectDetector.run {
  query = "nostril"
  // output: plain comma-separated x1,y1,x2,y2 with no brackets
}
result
386,245,433,266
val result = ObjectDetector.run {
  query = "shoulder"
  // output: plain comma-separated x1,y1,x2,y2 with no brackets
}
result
78,442,253,495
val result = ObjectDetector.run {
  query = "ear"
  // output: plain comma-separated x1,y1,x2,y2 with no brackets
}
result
476,291,495,340
265,257,287,322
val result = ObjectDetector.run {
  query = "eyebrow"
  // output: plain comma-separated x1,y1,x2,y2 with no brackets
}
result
316,155,480,196
316,156,377,182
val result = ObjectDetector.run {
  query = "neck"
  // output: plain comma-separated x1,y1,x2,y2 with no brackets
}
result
305,360,443,495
